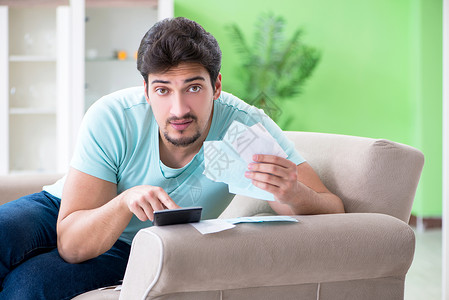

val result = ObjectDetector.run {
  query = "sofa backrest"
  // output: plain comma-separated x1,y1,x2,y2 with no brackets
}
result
220,131,424,223
0,173,63,206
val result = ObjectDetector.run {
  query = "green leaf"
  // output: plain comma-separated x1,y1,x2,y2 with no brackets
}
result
226,13,321,122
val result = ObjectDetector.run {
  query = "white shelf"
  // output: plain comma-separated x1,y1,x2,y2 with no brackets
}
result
0,0,173,175
83,5,158,110
85,57,137,62
9,55,56,62
0,0,156,7
9,108,56,115
0,1,69,7
1,5,66,175
86,0,157,7
9,170,59,175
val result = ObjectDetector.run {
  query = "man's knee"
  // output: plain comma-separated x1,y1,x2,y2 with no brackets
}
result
0,206,57,273
1,250,74,300
0,193,58,263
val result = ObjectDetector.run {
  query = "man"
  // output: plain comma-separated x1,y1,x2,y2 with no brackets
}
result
0,17,344,299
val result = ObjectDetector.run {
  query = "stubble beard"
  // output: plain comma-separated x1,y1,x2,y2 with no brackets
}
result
163,130,202,147
163,114,202,147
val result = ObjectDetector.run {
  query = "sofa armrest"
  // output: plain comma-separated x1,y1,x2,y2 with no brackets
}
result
0,174,63,206
284,132,424,223
120,213,415,299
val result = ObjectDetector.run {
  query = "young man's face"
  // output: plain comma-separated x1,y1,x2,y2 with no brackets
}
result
145,62,222,149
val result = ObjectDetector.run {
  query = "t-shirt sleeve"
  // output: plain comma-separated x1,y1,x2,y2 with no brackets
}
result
70,98,126,183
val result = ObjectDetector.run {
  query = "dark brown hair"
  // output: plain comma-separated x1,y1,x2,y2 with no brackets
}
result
137,17,222,88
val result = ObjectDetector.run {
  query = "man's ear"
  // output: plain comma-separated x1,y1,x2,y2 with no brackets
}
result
213,73,222,100
143,80,150,104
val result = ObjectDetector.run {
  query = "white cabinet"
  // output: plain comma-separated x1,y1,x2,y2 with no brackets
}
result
83,0,173,110
0,5,70,174
84,5,158,109
0,0,173,175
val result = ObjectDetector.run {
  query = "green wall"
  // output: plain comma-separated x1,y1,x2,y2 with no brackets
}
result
175,0,442,217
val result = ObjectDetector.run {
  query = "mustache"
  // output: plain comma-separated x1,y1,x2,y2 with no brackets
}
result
167,114,197,123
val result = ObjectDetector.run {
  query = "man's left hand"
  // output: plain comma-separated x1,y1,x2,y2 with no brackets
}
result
244,154,299,204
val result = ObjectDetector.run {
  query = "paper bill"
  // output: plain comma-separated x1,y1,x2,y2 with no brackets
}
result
203,120,287,201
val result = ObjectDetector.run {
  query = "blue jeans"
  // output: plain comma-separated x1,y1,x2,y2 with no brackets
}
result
0,191,131,300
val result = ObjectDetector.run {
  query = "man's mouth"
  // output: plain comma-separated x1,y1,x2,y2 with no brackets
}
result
170,119,193,131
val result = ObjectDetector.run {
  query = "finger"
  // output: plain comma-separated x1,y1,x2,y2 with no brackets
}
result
163,201,181,210
160,193,180,210
135,209,149,222
131,204,149,222
152,187,180,210
147,210,155,222
248,162,288,178
164,198,181,210
245,171,282,188
148,199,165,214
140,197,156,221
252,154,295,168
250,178,279,194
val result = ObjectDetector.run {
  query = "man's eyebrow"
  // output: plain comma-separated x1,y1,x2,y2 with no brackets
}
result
151,79,170,85
184,76,206,83
150,76,206,85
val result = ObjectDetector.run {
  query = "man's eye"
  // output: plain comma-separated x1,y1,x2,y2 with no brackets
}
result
189,85,201,92
155,88,168,95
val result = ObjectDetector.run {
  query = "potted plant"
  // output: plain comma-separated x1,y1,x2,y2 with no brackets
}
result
227,13,321,124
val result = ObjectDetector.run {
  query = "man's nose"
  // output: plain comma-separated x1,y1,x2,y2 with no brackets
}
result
170,93,190,117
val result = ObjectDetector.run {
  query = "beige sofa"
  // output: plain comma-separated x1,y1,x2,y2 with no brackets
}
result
0,131,424,300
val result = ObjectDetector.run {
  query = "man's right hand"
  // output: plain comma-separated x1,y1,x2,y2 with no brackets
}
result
119,185,180,222
57,168,179,263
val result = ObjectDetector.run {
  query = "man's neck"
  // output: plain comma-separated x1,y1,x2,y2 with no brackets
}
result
159,134,204,169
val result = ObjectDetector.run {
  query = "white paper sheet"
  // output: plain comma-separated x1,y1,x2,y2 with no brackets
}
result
190,219,236,234
225,215,299,224
203,120,287,201
190,216,299,235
